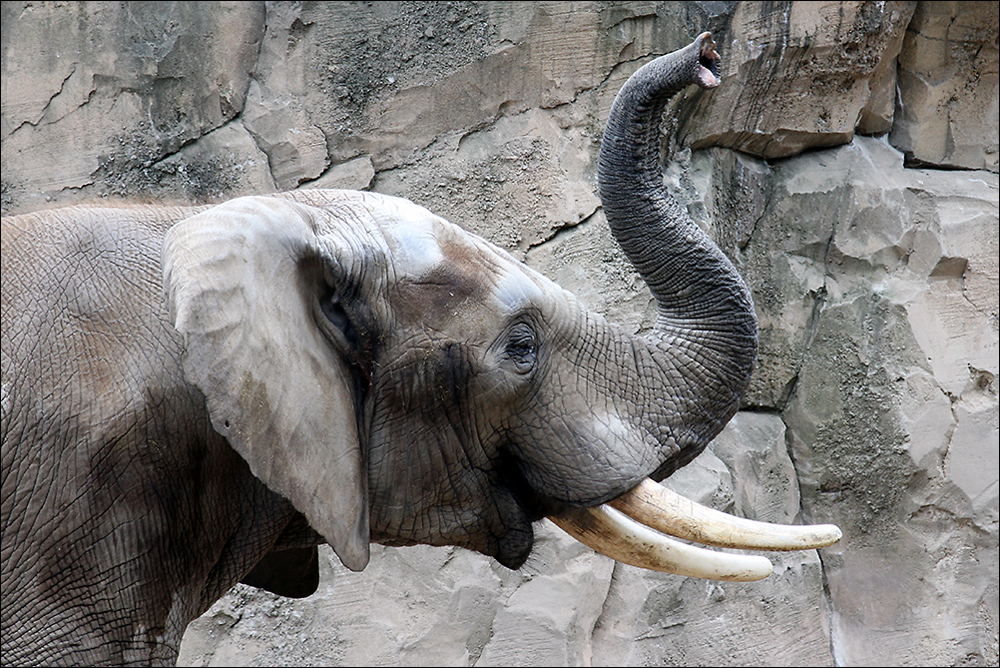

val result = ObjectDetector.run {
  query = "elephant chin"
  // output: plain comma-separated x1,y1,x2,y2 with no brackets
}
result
549,479,842,582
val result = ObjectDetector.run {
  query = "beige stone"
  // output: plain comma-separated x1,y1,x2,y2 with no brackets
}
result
890,1,1000,171
149,121,277,202
302,156,376,192
0,1,265,212
774,138,998,667
676,1,916,158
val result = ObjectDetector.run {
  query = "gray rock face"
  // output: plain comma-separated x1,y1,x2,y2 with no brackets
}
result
2,2,997,666
1,1,266,209
890,1,1000,171
755,137,997,666
676,1,917,158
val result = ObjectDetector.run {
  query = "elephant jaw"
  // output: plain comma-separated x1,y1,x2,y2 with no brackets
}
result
549,478,841,582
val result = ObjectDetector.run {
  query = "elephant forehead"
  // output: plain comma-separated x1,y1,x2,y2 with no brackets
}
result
377,211,447,280
289,191,554,308
372,205,556,336
376,203,546,311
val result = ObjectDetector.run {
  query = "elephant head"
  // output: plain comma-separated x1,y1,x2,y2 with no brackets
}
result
162,33,839,581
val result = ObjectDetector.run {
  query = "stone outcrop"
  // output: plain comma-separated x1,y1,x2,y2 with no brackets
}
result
2,2,997,666
890,1,1000,171
676,1,917,158
1,2,266,208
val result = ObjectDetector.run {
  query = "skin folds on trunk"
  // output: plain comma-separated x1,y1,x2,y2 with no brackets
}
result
550,33,840,580
600,32,758,469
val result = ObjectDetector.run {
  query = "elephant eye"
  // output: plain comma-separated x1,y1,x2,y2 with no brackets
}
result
322,296,358,349
505,322,537,375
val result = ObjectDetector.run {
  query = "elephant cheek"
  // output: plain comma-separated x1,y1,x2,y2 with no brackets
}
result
364,411,535,565
508,406,655,506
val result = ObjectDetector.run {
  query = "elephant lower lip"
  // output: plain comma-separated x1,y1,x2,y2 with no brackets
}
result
494,524,534,570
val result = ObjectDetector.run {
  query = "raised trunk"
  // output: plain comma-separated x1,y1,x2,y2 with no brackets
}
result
599,33,758,477
551,33,840,583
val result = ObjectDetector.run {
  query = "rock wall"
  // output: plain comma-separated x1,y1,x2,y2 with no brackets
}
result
2,2,997,666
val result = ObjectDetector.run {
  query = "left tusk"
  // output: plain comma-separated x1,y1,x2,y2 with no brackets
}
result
548,478,841,581
549,504,774,582
610,478,842,551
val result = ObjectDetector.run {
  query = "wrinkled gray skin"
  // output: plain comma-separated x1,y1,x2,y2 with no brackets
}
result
1,35,752,666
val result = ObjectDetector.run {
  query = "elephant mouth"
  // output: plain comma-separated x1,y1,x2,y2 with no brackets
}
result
698,32,721,88
549,479,841,581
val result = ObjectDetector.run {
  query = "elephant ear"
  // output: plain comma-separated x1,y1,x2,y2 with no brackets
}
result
162,195,369,571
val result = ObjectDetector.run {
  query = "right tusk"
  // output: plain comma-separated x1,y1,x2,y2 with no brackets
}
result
609,478,842,551
548,478,842,581
550,504,774,582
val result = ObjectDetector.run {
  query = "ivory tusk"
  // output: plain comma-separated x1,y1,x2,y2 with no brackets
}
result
550,504,774,582
609,478,842,551
548,478,841,581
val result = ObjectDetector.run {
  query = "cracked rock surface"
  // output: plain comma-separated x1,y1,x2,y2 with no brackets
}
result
2,2,996,666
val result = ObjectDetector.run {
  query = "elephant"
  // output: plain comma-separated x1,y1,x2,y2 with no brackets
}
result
1,33,839,666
